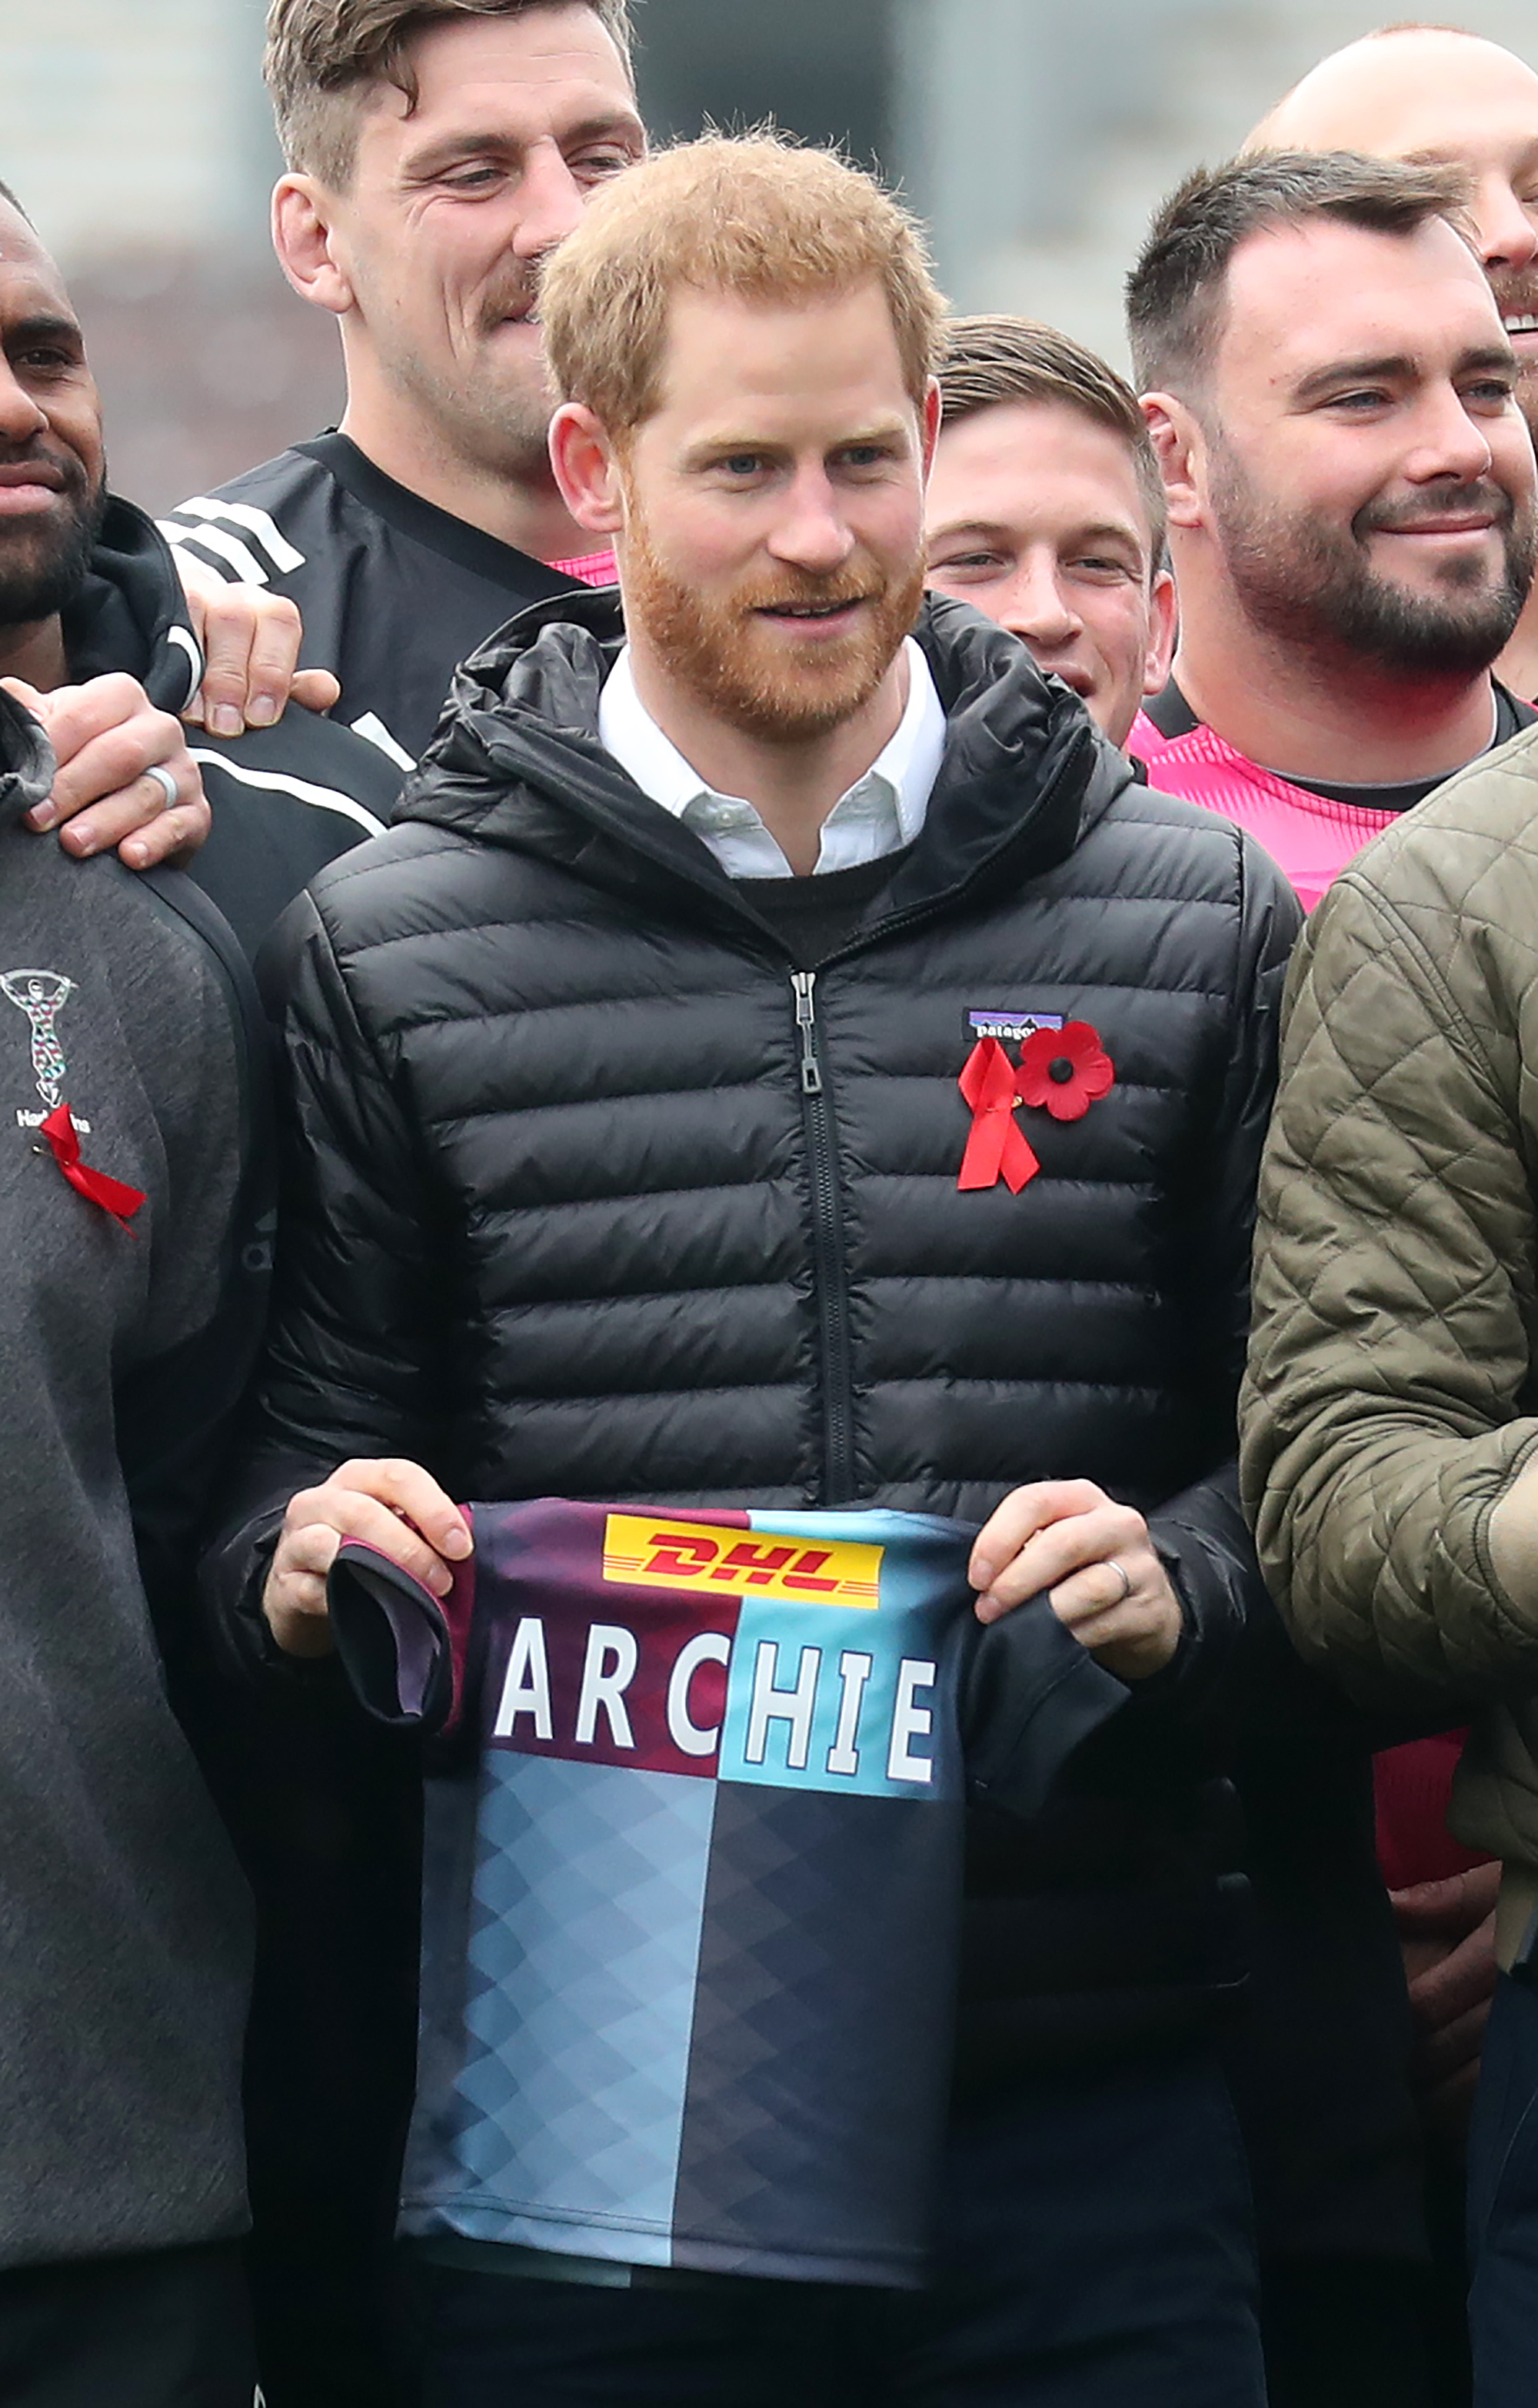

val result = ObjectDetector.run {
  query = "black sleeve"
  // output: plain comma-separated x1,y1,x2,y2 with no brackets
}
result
1137,830,1304,1722
201,888,454,1682
185,711,404,961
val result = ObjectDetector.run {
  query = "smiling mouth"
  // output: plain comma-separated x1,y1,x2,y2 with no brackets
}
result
1380,517,1498,537
1506,314,1538,337
0,460,65,493
756,598,869,620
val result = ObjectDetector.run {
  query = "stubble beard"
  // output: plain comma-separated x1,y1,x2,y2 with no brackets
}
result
0,466,107,629
394,340,557,485
1210,435,1537,681
620,495,927,745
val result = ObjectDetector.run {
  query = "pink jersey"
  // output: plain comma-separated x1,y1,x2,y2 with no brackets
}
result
546,546,618,588
1127,708,1395,914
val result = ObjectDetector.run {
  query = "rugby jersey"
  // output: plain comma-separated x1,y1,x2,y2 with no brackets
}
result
1129,680,1534,911
328,1498,1130,2289
162,433,611,768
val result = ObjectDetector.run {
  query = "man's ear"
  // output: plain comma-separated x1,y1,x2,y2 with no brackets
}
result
919,379,942,481
548,404,627,535
1143,568,1179,694
272,175,355,318
1140,392,1205,533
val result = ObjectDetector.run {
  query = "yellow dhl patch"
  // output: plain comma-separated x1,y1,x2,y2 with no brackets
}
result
601,1514,884,1609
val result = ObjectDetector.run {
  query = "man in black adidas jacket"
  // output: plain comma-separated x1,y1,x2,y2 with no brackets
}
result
0,185,401,958
210,138,1299,2408
63,500,401,956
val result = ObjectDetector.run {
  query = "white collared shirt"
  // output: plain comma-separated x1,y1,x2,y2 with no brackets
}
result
597,638,947,878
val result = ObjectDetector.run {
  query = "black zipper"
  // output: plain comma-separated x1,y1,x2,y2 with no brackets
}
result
791,969,856,1504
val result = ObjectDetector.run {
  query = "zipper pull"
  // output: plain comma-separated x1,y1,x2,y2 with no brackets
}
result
791,970,823,1095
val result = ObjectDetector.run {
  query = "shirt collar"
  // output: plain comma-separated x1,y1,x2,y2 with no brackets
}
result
598,638,947,874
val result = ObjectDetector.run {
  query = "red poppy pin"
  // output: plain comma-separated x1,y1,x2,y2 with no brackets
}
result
1015,1021,1115,1122
956,1018,1114,1192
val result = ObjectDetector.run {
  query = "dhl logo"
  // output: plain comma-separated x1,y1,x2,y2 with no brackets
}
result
601,1514,883,1610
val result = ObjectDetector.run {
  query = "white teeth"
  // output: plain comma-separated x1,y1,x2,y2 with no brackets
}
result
1505,314,1538,333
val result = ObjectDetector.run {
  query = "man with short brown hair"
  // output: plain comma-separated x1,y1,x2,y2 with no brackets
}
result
162,0,644,765
925,315,1175,749
211,131,1297,2408
1246,25,1538,701
1125,150,1537,908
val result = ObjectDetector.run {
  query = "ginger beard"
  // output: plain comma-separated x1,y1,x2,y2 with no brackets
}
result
618,471,927,744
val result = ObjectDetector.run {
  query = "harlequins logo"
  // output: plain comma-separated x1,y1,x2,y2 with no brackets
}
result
2,969,89,1131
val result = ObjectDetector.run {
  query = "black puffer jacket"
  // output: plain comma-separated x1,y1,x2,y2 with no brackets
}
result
211,592,1300,2080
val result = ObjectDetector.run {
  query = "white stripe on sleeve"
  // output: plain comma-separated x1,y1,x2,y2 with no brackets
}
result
159,520,271,587
346,712,418,772
171,495,306,575
188,748,389,838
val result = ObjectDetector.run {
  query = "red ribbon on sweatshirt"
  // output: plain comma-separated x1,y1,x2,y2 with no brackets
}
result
41,1102,145,1232
957,1037,1040,1194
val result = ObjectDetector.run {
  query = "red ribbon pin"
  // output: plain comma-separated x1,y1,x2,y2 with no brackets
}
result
41,1102,145,1232
957,1037,1040,1194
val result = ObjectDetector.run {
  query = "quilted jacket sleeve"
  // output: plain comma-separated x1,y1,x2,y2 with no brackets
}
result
203,889,455,1679
1241,854,1538,1707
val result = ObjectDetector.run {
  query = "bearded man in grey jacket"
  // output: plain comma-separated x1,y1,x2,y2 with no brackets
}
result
0,680,270,2406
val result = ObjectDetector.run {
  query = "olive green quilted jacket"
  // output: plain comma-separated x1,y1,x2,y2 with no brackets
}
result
1241,722,1538,1866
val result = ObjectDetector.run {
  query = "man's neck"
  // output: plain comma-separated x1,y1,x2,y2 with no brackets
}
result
337,392,594,564
625,635,911,878
0,615,66,693
1172,580,1499,784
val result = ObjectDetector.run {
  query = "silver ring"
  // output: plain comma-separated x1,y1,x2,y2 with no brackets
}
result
143,761,178,811
1106,1558,1133,1603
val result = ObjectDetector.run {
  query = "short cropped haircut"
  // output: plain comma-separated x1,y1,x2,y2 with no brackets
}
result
540,134,947,439
939,313,1167,565
1126,149,1472,397
265,0,635,187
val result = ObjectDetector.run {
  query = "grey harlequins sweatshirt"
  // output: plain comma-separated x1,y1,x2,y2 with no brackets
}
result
0,687,270,2270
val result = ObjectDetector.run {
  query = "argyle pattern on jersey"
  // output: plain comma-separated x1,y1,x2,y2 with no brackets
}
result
332,1500,974,2286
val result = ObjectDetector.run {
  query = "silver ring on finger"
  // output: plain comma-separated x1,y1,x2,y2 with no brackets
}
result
143,761,178,811
1106,1557,1133,1604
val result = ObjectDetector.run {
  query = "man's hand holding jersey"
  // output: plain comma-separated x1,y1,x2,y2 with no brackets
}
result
264,1459,473,1657
263,1460,1180,1683
969,1480,1183,1681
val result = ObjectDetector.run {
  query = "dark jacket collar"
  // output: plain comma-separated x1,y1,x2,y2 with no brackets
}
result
397,590,1127,944
62,495,203,716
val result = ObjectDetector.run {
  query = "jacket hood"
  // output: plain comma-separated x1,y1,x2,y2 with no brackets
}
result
0,684,55,831
62,495,204,717
396,588,1133,938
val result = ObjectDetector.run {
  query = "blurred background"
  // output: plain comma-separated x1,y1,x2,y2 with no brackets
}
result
1,0,1532,512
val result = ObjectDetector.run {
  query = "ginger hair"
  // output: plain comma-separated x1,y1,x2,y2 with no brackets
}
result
539,133,947,438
